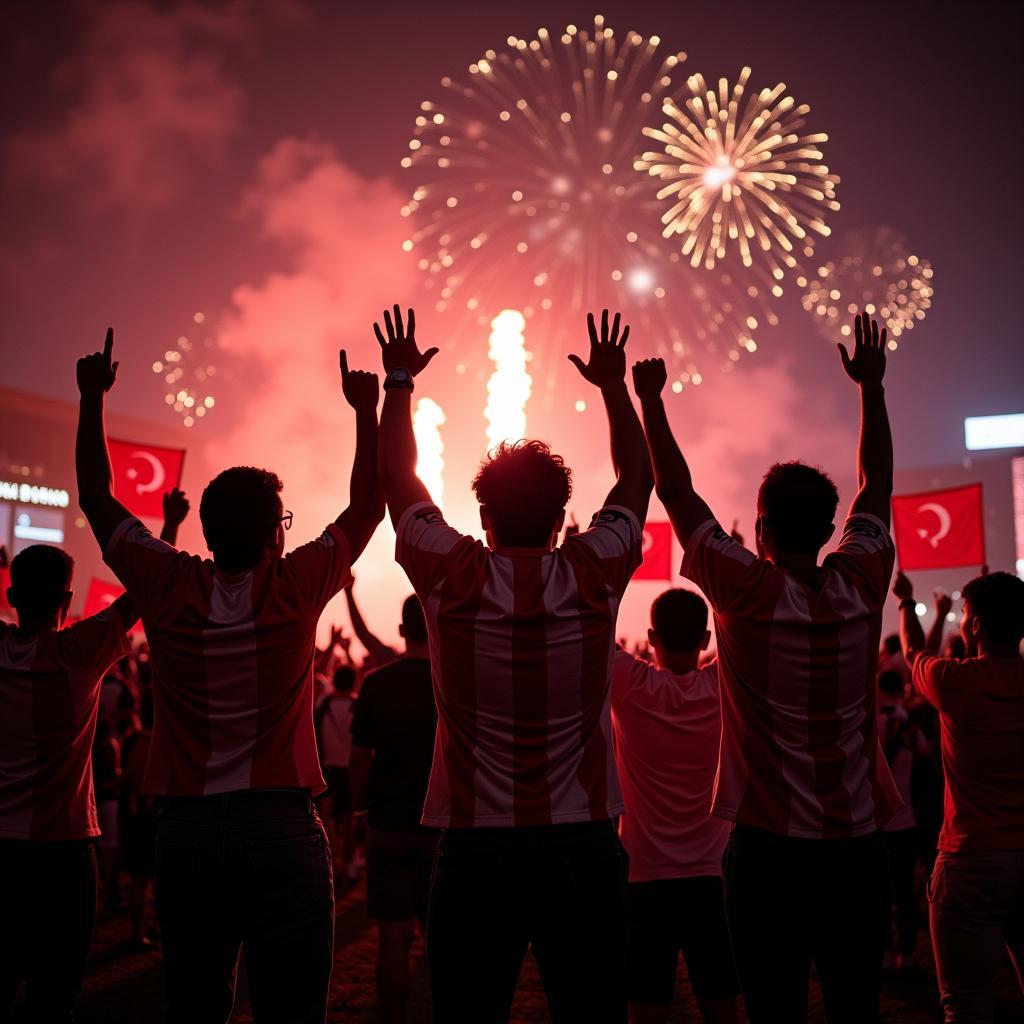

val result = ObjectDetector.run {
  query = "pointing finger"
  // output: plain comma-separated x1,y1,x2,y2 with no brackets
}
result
103,327,114,363
339,350,349,378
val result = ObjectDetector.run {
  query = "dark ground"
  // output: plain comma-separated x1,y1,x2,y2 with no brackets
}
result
11,871,1024,1022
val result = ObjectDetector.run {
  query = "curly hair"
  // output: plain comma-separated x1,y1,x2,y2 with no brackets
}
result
472,440,572,547
200,466,283,570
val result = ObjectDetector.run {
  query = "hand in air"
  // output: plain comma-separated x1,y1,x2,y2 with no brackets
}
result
339,351,380,411
838,311,887,387
568,310,630,388
933,590,953,618
162,489,191,529
892,571,914,602
631,357,667,400
77,328,119,397
373,305,438,376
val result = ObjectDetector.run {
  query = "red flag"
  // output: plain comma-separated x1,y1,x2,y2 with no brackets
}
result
891,483,985,571
82,578,142,634
633,521,673,580
107,438,185,519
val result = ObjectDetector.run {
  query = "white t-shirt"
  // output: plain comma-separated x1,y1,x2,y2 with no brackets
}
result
318,694,354,769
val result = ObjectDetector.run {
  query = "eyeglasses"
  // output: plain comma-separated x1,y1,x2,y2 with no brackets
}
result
279,510,293,531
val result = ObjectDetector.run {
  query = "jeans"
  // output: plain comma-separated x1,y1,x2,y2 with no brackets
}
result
884,827,920,958
155,789,334,1024
0,839,97,1024
724,824,889,1023
427,820,629,1024
929,849,1024,1023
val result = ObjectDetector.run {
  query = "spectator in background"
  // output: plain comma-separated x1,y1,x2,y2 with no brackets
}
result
877,668,926,971
634,313,901,1022
120,691,157,952
611,588,739,1024
345,580,399,671
316,664,358,878
349,594,437,1024
879,633,911,688
895,569,1024,1021
0,545,134,1022
93,713,123,910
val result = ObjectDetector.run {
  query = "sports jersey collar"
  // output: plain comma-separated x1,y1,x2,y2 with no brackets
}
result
491,545,554,557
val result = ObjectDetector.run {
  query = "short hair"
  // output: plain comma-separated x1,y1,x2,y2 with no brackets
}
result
757,461,839,555
881,633,901,655
962,571,1024,646
200,467,283,570
472,440,572,547
332,665,356,693
650,588,709,652
877,669,904,696
401,594,427,644
9,545,74,615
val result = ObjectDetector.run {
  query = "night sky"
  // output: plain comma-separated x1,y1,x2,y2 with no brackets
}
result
2,0,1022,634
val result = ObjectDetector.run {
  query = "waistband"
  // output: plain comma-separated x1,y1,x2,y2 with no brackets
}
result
157,787,314,822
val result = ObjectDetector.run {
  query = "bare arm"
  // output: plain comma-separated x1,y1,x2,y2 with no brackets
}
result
344,584,397,664
894,571,927,666
567,311,653,522
159,489,190,546
926,590,953,654
76,329,133,550
632,359,715,546
840,312,893,527
334,352,386,561
374,306,440,529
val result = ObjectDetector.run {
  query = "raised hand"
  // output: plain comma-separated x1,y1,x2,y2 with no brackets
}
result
77,328,119,397
373,305,438,376
568,310,630,388
934,589,953,619
339,351,380,411
631,357,667,400
893,570,914,603
839,311,887,387
162,489,191,529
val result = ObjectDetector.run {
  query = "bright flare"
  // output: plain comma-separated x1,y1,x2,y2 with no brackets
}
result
485,310,531,449
413,397,446,507
153,313,220,428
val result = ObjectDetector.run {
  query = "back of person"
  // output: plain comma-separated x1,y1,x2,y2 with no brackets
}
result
318,690,355,769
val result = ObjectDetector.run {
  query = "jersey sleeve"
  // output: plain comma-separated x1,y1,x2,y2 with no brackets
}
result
62,607,132,680
912,653,960,712
824,514,895,611
565,505,644,597
282,523,354,613
610,647,649,707
395,501,474,599
679,519,763,614
103,517,189,620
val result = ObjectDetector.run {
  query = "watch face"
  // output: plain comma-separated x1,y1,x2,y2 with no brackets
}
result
392,369,411,383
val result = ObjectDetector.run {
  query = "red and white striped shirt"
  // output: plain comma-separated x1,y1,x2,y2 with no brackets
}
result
104,517,353,796
681,515,902,839
0,609,131,840
611,652,730,881
396,502,643,828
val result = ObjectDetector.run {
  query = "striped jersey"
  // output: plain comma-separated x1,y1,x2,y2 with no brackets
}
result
104,516,353,796
395,502,643,828
680,515,902,839
611,651,730,881
0,609,131,840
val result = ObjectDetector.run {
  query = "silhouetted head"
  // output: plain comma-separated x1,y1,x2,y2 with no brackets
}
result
944,633,967,660
472,440,572,549
332,665,356,695
200,467,284,572
877,669,905,697
648,588,710,664
881,633,902,656
7,545,74,625
756,461,839,561
960,571,1024,655
399,594,428,646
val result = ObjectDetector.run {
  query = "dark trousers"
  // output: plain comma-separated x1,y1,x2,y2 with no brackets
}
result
724,824,889,1024
883,827,919,957
155,789,334,1024
427,820,629,1024
0,839,97,1024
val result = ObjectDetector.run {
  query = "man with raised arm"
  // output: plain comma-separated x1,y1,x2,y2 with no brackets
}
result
375,306,653,1024
74,329,385,1024
633,312,902,1023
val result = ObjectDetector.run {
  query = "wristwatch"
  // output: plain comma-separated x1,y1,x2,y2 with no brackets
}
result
898,597,916,610
384,367,414,391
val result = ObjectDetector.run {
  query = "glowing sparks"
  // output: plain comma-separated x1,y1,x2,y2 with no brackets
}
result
413,397,446,507
153,313,220,428
402,18,780,383
637,67,840,277
799,227,935,350
485,310,531,448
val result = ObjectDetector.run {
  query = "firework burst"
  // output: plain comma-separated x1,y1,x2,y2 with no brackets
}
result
152,312,220,428
401,17,780,387
799,227,935,349
637,66,839,280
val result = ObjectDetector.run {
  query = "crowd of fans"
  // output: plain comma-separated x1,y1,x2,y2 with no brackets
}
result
0,309,1021,1024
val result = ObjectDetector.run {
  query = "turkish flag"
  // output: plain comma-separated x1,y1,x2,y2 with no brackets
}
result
107,438,185,519
633,521,674,580
891,483,985,571
82,578,142,634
